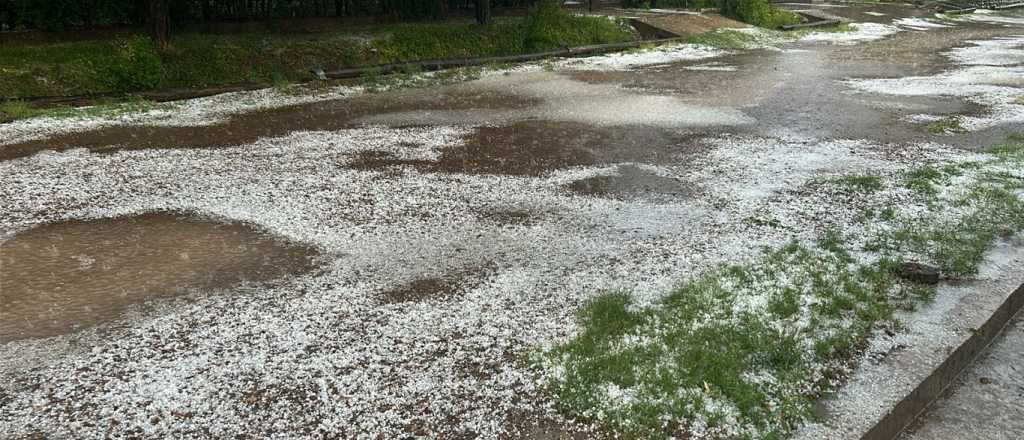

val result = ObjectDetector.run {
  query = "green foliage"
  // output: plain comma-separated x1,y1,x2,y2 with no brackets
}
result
621,0,800,28
0,97,170,121
620,0,713,9
522,0,633,52
926,116,967,134
372,20,525,62
538,242,928,439
0,13,631,99
104,37,163,91
0,100,44,120
685,28,760,49
720,0,801,29
541,135,1024,438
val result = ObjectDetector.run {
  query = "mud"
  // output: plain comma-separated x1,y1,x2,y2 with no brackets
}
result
474,208,541,226
380,268,490,304
0,88,540,161
348,121,707,176
0,212,318,342
565,164,695,202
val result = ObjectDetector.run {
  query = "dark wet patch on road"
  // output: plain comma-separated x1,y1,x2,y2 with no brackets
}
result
565,164,695,202
0,211,318,343
347,121,708,176
380,266,492,304
474,207,541,227
382,277,462,303
0,88,540,161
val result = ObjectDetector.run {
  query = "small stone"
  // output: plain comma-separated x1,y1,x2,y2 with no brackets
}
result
896,262,941,285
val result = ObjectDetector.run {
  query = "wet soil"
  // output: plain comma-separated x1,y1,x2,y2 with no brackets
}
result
0,212,318,342
569,21,1022,149
0,87,540,161
380,269,490,304
565,164,695,202
474,208,541,226
7,10,1019,165
348,121,708,176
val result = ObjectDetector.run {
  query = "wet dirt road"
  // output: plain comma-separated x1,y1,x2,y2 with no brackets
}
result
1,4,1023,439
2,8,1021,163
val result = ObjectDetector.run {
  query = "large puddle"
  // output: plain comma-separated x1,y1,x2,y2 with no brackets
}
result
347,121,708,176
0,212,318,343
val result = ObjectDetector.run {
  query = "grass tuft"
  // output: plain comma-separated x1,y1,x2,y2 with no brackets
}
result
925,116,967,135
820,174,885,193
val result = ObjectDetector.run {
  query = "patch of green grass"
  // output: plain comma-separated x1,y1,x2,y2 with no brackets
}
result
538,135,1024,438
536,240,930,439
925,116,968,135
720,0,802,29
0,11,633,99
901,165,948,196
0,97,171,122
685,29,761,50
785,23,856,38
360,65,485,93
988,133,1024,158
0,100,47,120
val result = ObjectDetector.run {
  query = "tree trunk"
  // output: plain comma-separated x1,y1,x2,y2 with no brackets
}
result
147,0,170,50
475,0,490,25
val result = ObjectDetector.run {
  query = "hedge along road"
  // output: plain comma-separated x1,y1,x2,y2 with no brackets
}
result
1,5,1024,439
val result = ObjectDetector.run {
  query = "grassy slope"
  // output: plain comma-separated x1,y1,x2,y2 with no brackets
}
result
0,15,633,99
534,135,1024,439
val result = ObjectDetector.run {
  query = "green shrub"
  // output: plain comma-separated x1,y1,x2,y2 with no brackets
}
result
720,0,801,28
103,37,163,91
523,0,632,52
621,0,800,28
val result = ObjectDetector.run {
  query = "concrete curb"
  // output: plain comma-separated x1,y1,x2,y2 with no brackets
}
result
862,281,1024,440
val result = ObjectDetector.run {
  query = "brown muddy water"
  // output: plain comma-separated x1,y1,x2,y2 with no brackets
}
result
348,121,708,176
0,88,541,161
566,164,696,201
0,212,318,343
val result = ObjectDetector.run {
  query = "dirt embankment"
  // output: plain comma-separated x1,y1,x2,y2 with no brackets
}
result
637,13,749,37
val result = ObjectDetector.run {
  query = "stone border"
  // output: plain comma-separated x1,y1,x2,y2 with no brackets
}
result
862,281,1024,440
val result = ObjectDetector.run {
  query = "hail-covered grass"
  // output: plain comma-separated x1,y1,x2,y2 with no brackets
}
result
866,140,1024,278
813,174,885,194
925,116,968,135
532,135,1024,439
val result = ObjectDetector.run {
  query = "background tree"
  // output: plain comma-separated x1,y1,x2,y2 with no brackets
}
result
475,0,490,25
146,0,169,50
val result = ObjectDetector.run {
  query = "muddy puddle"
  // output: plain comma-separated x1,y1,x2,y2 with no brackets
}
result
0,88,540,161
347,120,708,176
566,164,695,202
381,269,490,304
0,212,318,342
